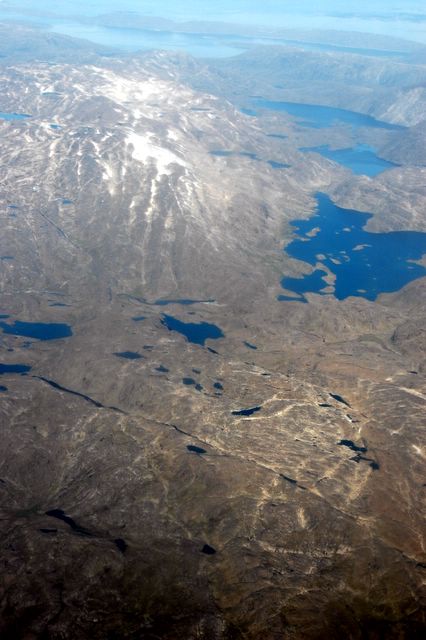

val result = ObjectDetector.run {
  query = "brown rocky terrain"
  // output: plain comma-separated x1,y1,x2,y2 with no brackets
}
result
0,48,425,639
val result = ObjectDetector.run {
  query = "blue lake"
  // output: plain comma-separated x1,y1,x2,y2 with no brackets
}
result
153,298,214,306
249,99,404,131
0,363,31,375
48,24,415,60
0,7,416,61
278,269,328,303
161,314,224,346
46,22,247,58
187,445,206,455
280,193,426,302
232,406,262,417
0,112,31,121
114,351,143,359
299,144,398,177
0,320,72,340
183,377,203,391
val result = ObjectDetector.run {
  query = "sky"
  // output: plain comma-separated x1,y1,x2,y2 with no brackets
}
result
1,1,426,42
7,1,424,20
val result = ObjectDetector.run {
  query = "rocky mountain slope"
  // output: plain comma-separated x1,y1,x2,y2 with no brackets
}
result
183,47,426,126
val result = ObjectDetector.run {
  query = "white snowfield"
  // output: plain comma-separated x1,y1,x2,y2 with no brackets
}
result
126,132,186,175
90,68,189,175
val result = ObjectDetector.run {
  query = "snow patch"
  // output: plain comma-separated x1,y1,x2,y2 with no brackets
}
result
95,70,163,105
127,132,186,175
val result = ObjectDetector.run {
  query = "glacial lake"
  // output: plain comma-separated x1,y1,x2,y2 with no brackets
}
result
0,363,32,375
153,298,214,306
280,193,426,302
0,112,31,121
299,144,398,177
114,351,143,359
0,320,72,340
161,314,224,346
248,99,404,131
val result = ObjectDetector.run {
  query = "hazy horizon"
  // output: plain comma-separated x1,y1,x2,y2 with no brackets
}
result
1,0,426,43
